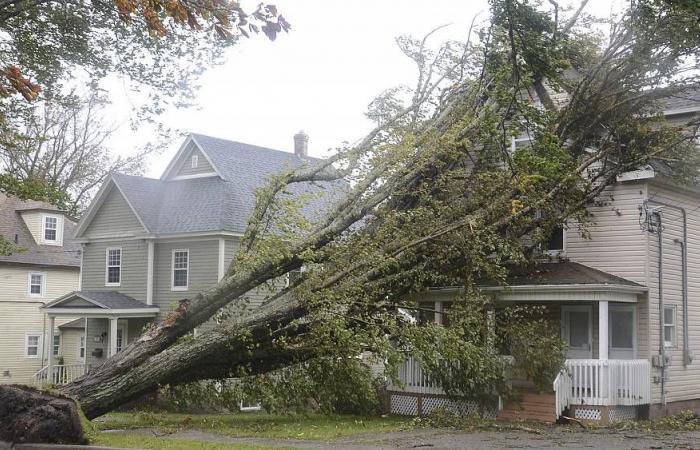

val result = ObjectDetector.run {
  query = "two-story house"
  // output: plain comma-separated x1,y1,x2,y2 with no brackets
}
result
387,91,700,423
0,194,81,385
39,131,322,385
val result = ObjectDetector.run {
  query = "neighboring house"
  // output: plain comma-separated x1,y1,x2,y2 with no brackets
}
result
39,131,331,385
387,91,700,422
0,194,81,385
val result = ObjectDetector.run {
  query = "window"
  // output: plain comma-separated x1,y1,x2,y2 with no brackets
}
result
25,333,41,358
106,248,121,286
172,249,189,290
544,226,565,252
28,272,44,297
536,210,565,253
191,154,199,168
79,335,86,360
116,329,124,353
43,215,57,242
663,305,676,347
53,334,61,356
609,307,634,349
286,267,304,286
417,301,436,325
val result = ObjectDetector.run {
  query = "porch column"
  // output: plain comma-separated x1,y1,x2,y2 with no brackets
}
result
109,317,118,357
48,315,55,383
146,240,154,305
599,301,609,360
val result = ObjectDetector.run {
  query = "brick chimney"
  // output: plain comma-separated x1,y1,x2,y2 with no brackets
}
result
294,130,309,157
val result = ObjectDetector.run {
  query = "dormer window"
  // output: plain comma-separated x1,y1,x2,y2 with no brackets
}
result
43,216,57,242
191,154,199,168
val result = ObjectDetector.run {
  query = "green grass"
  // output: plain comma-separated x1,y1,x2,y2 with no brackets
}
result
92,411,413,441
92,432,279,450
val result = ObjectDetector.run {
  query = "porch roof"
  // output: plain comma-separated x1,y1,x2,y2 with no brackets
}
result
42,290,159,317
425,262,646,303
482,262,646,302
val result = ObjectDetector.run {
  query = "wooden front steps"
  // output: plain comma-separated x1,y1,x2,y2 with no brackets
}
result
497,390,556,423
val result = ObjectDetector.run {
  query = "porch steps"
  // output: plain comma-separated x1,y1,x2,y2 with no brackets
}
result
497,391,556,423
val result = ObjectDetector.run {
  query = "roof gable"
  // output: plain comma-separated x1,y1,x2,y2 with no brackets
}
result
79,181,147,238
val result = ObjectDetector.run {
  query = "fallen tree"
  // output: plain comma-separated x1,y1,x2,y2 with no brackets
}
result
2,0,700,443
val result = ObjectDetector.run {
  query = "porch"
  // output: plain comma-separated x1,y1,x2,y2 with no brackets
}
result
387,262,652,421
36,291,158,386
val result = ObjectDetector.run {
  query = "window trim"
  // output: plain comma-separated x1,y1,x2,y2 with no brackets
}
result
663,305,677,348
608,304,636,357
27,271,46,298
24,332,42,359
41,214,60,245
53,333,61,357
543,224,567,256
191,154,199,168
171,248,190,291
78,335,86,361
105,247,122,287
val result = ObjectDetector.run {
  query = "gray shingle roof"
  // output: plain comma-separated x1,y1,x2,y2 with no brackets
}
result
46,290,151,309
661,85,700,113
110,134,346,235
0,193,81,267
481,261,643,288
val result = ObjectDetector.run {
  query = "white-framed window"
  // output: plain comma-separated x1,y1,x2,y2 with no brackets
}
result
191,154,199,168
27,272,45,297
78,335,86,360
535,210,566,254
105,247,122,286
42,215,58,242
25,333,41,358
663,305,676,348
171,249,189,291
53,334,61,356
116,325,128,353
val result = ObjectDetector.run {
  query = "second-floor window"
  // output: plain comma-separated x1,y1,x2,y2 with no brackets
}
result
43,216,58,242
106,248,122,286
172,249,189,290
544,226,565,253
191,154,199,168
28,272,44,297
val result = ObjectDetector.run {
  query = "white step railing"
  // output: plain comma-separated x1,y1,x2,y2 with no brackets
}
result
34,364,90,386
553,359,651,418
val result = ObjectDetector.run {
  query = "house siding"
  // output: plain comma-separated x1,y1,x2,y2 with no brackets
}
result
81,240,149,302
176,145,215,177
82,188,145,238
0,264,80,385
152,239,220,317
645,183,700,404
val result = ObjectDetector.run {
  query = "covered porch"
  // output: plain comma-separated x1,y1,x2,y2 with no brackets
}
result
388,262,652,422
37,291,159,386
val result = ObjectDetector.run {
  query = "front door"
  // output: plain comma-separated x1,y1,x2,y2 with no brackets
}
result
561,305,592,359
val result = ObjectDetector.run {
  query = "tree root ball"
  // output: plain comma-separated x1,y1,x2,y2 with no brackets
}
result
0,385,86,445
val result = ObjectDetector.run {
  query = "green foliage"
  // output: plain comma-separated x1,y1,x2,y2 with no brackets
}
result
0,173,70,209
161,357,381,415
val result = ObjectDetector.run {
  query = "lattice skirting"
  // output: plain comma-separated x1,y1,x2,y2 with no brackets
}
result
571,405,640,423
388,392,497,418
609,406,639,422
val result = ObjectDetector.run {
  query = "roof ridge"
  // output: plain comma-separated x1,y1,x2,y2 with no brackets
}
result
192,132,324,162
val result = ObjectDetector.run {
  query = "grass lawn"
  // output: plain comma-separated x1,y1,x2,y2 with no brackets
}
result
90,411,414,448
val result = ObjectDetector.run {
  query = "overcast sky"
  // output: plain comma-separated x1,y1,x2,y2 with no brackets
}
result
108,0,619,178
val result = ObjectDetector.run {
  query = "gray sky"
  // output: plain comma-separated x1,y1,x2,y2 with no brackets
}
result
108,0,617,178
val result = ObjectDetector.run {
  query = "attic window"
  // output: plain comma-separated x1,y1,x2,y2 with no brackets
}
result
191,154,199,168
43,216,57,242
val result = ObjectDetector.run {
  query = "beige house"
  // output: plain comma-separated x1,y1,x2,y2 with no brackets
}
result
0,194,81,385
386,91,700,422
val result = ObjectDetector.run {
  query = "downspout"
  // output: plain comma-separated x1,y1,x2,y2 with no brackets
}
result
656,212,666,405
651,201,690,367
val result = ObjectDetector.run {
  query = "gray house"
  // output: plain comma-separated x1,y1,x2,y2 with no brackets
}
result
39,131,324,381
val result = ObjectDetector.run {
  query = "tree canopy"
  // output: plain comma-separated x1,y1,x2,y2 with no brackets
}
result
2,0,700,442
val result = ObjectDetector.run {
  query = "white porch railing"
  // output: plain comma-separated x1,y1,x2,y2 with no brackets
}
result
34,364,90,386
553,359,651,418
391,356,445,395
